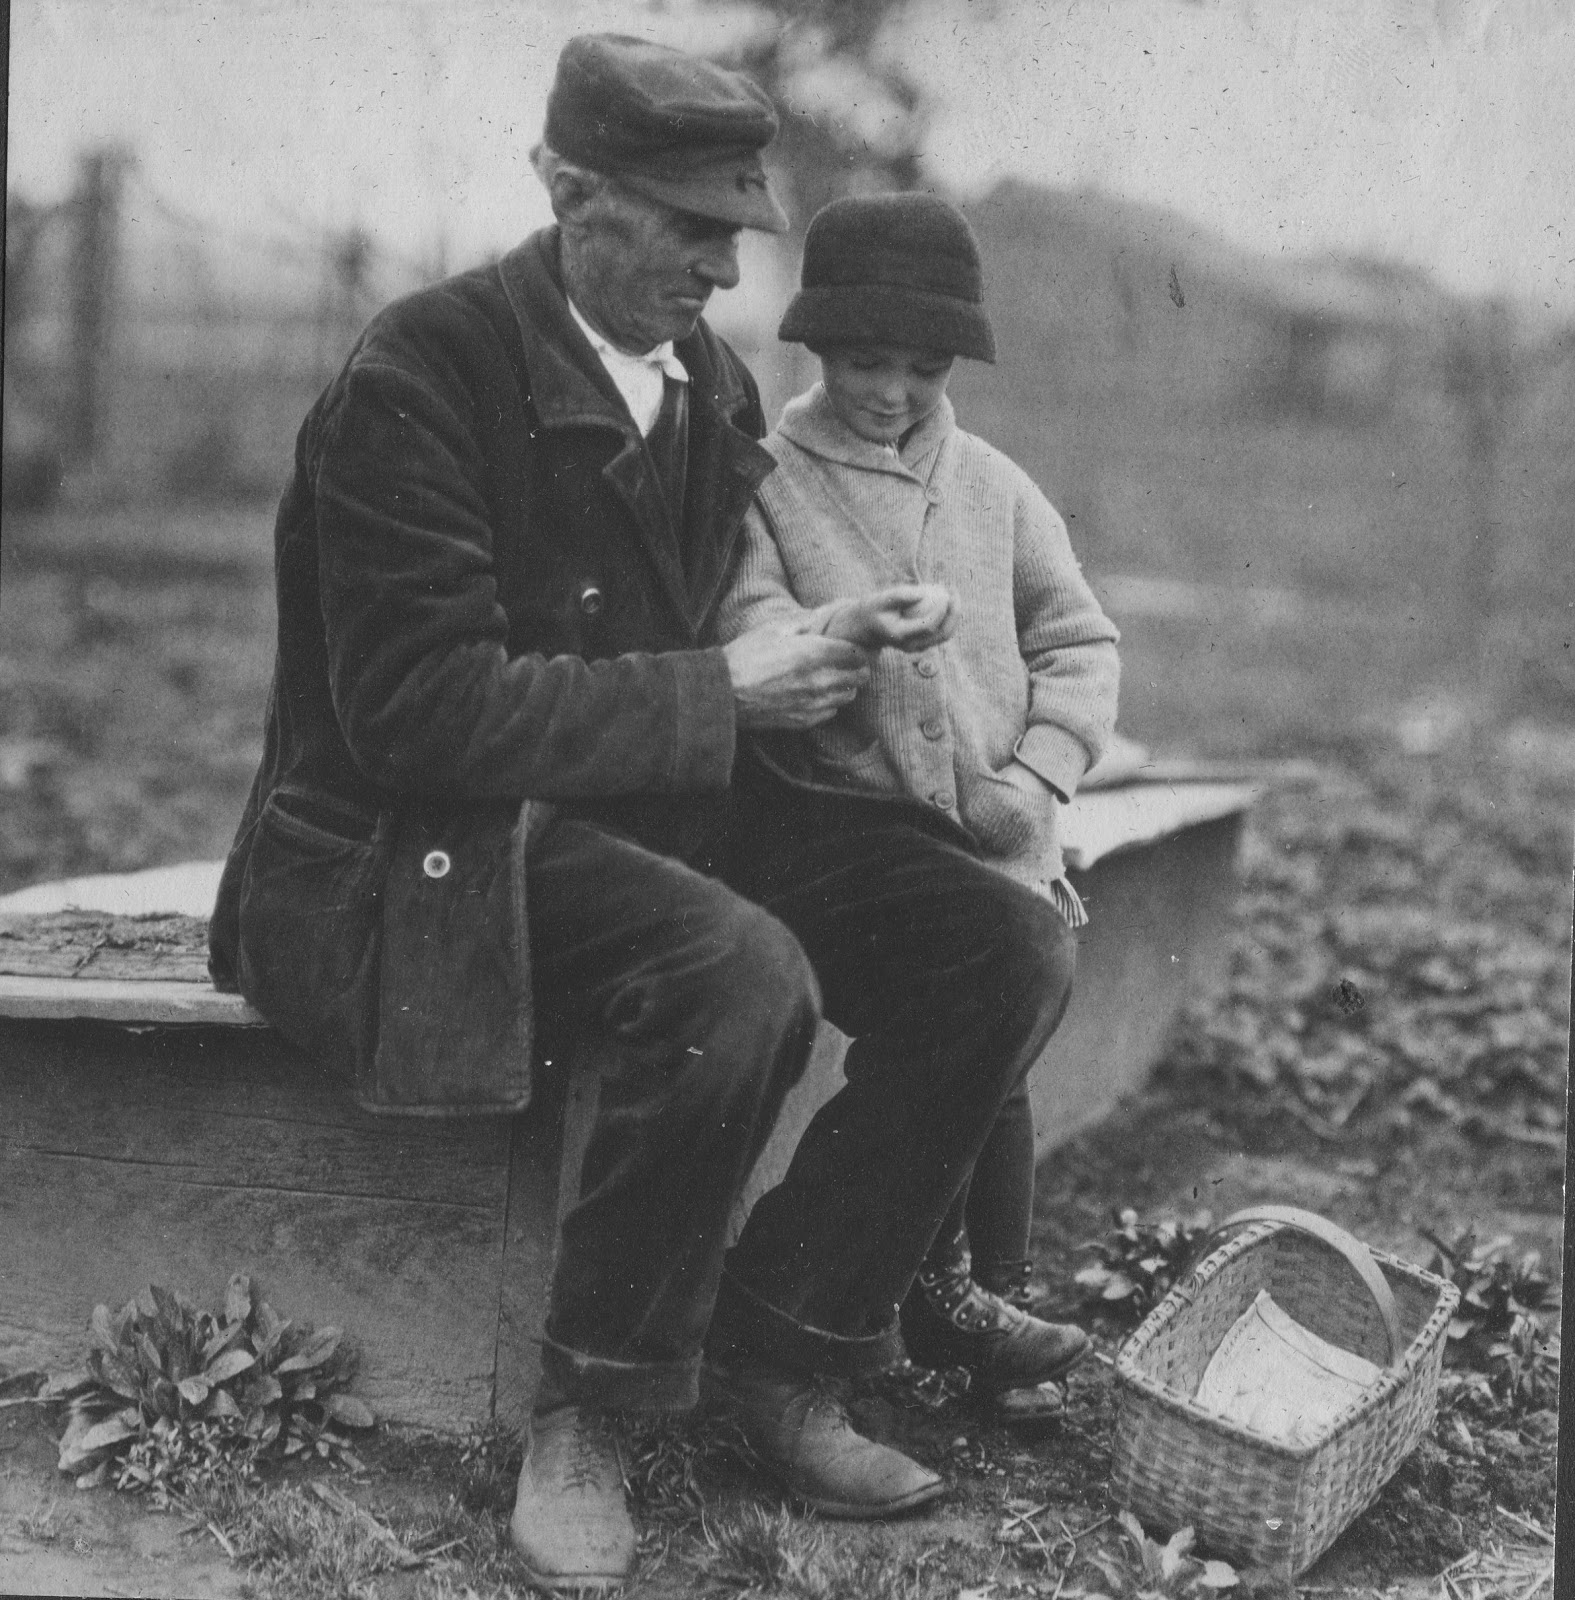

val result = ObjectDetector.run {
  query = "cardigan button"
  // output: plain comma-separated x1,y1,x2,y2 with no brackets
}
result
579,585,605,617
920,718,945,740
915,657,938,678
422,850,452,880
931,791,954,810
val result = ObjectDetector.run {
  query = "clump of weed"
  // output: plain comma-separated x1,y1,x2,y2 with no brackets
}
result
1421,1225,1560,1416
53,1274,374,1499
1075,1208,1214,1327
1076,1512,1243,1598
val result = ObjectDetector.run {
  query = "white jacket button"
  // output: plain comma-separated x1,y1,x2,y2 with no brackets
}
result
422,850,451,879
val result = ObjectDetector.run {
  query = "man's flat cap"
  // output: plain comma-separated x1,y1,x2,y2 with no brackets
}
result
545,34,788,233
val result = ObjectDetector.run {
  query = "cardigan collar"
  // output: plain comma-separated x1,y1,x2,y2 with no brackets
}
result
774,383,955,480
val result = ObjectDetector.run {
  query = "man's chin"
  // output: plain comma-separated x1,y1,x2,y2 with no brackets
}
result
667,299,709,338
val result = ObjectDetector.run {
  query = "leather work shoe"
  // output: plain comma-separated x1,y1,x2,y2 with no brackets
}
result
704,1360,945,1519
901,1260,1089,1395
509,1405,635,1592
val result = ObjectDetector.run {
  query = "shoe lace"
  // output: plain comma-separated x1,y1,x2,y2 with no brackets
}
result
562,1410,620,1494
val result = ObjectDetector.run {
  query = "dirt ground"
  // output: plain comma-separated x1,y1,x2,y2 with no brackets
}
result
0,498,1566,1599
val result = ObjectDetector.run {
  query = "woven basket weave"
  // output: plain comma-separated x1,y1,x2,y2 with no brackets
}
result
1111,1205,1458,1577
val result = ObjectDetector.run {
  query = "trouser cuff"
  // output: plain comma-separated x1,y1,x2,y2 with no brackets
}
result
538,1338,699,1415
705,1270,905,1379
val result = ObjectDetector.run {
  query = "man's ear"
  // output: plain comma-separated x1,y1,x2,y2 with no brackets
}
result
545,163,607,229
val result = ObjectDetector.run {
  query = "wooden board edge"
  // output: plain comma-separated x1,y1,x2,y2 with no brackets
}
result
0,974,268,1027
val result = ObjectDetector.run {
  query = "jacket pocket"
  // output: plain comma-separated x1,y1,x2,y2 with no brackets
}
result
235,785,389,1081
371,801,534,1116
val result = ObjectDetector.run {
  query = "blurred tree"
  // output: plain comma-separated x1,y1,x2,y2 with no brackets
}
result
707,0,928,218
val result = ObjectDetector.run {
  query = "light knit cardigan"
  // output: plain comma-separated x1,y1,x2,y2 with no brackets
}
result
717,384,1120,893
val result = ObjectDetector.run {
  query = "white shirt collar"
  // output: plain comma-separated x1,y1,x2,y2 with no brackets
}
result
567,298,688,437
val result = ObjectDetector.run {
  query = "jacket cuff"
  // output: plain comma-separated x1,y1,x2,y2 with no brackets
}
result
1014,725,1090,801
667,648,738,790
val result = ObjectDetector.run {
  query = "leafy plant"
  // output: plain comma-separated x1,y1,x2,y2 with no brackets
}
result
55,1274,374,1499
1078,1513,1239,1598
1421,1226,1560,1414
1076,1209,1214,1326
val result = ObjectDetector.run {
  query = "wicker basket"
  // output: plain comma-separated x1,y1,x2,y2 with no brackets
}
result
1111,1205,1459,1577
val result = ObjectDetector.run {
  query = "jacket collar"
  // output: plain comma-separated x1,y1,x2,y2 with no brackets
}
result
774,384,955,480
497,228,757,435
496,227,773,642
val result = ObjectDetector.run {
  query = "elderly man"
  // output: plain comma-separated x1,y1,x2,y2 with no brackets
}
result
211,34,1083,1591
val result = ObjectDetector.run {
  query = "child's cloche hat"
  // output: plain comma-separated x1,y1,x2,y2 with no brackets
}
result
777,191,996,362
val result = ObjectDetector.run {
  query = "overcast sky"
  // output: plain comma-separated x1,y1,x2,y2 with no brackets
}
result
9,0,1573,316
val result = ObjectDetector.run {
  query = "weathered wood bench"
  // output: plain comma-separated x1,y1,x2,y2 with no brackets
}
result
0,779,1256,1432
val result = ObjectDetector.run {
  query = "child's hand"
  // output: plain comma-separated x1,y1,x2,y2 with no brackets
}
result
1000,760,1066,804
806,584,957,652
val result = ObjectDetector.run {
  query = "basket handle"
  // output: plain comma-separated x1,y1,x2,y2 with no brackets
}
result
1205,1204,1406,1370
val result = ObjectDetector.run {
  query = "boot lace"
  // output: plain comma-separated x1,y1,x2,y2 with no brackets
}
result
916,1261,1018,1334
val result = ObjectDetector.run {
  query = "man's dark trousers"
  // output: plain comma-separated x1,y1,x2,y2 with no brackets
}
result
530,756,1077,1412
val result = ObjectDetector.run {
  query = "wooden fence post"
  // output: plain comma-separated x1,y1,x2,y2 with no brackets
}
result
66,147,129,467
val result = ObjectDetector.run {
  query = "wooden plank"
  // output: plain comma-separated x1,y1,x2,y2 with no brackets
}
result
0,1150,502,1432
732,1025,848,1232
0,860,225,919
1030,811,1244,1148
0,975,264,1026
493,1045,617,1428
3,1023,512,1209
0,910,212,981
1060,781,1256,871
1,1022,515,1433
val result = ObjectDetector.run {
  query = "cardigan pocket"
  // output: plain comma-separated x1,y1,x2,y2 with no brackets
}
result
808,718,895,791
969,764,1055,859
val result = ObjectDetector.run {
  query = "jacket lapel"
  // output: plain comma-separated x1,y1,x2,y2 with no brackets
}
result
497,233,694,634
678,333,777,634
497,232,774,642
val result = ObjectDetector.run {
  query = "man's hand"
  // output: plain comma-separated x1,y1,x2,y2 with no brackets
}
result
724,626,872,730
807,584,958,653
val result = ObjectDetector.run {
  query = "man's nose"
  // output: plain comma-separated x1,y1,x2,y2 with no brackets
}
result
692,235,741,291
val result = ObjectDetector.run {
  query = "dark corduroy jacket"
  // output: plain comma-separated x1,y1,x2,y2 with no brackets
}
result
209,228,774,1114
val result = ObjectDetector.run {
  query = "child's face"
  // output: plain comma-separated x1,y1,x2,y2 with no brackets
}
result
818,344,955,446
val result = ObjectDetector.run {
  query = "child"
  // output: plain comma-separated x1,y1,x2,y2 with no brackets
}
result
717,192,1120,1416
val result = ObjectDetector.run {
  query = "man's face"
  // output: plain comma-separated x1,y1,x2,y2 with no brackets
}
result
573,185,742,353
818,344,956,446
